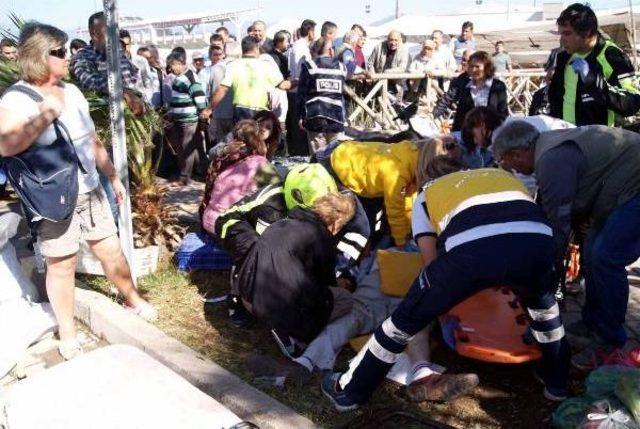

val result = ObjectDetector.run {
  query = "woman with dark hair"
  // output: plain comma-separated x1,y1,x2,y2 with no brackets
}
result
350,24,367,69
200,120,279,236
454,106,504,168
253,109,282,157
450,51,508,132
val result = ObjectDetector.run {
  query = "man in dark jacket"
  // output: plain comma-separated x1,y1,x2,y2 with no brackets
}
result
269,31,291,80
493,122,640,370
297,38,348,154
548,3,640,126
216,192,356,343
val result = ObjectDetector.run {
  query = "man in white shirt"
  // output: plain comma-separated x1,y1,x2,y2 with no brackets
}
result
288,19,316,84
287,19,317,155
430,30,457,90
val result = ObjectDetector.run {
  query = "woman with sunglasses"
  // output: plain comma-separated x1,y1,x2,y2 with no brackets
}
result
0,22,157,360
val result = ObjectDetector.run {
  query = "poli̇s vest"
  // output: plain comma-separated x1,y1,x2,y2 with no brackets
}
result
303,58,347,125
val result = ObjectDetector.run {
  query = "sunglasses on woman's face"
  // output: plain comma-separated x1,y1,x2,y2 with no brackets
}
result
49,47,67,59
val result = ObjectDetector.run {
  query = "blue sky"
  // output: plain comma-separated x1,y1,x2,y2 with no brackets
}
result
1,0,637,37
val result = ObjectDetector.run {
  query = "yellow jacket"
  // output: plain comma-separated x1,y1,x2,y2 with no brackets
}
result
330,140,418,246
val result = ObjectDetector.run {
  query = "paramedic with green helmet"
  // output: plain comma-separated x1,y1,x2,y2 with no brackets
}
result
215,164,371,343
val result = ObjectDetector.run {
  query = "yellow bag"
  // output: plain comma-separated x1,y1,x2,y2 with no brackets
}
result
376,249,422,297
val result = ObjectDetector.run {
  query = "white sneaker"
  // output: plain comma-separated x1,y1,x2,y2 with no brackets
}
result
126,302,158,322
58,338,83,361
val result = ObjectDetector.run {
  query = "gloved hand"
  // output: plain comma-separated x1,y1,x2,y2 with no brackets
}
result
571,58,590,82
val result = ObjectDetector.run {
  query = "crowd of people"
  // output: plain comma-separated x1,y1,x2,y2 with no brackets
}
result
1,1,640,417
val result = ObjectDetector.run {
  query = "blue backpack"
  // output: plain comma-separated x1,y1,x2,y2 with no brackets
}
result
2,84,86,224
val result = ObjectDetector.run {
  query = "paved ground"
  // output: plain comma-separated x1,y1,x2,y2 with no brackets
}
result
0,327,105,393
0,196,108,405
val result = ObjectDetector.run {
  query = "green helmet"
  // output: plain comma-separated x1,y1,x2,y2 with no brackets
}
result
284,163,338,210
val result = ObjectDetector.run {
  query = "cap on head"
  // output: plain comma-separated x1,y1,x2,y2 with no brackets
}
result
284,163,338,210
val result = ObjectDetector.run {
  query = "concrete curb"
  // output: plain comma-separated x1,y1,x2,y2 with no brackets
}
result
74,287,319,429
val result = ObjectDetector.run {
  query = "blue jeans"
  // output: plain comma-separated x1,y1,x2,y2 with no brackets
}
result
340,232,570,403
582,194,640,348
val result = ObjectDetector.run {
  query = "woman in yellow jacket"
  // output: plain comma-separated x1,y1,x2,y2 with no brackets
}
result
316,139,444,247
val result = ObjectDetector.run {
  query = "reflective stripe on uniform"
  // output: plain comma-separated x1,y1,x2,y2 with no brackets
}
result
531,325,565,343
344,232,368,248
444,221,552,252
220,219,240,239
222,186,283,217
438,191,534,232
369,335,402,363
337,241,361,261
306,96,345,107
381,318,413,345
527,303,560,322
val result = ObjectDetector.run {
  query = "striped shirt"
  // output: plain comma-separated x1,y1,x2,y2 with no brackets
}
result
70,46,138,95
169,70,207,123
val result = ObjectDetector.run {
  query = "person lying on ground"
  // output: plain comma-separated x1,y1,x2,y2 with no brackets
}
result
249,250,478,403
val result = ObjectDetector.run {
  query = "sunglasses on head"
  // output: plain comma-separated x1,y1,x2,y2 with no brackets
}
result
49,47,67,59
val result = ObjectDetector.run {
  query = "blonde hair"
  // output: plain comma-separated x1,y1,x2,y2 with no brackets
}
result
18,22,68,84
415,138,448,187
311,192,356,231
425,155,464,180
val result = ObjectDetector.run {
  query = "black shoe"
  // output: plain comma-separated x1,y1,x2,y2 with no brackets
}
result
533,369,568,401
227,295,254,328
271,328,304,359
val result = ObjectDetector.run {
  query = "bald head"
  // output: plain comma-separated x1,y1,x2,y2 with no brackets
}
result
387,30,402,52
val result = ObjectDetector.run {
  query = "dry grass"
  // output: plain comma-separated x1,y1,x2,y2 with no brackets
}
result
79,261,581,429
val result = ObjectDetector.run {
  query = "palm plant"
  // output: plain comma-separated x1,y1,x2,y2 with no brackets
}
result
0,15,184,251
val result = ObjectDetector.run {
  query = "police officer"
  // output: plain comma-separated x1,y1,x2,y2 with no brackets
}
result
296,38,347,154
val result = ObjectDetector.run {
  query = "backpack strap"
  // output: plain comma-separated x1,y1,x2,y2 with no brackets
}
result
6,84,88,174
